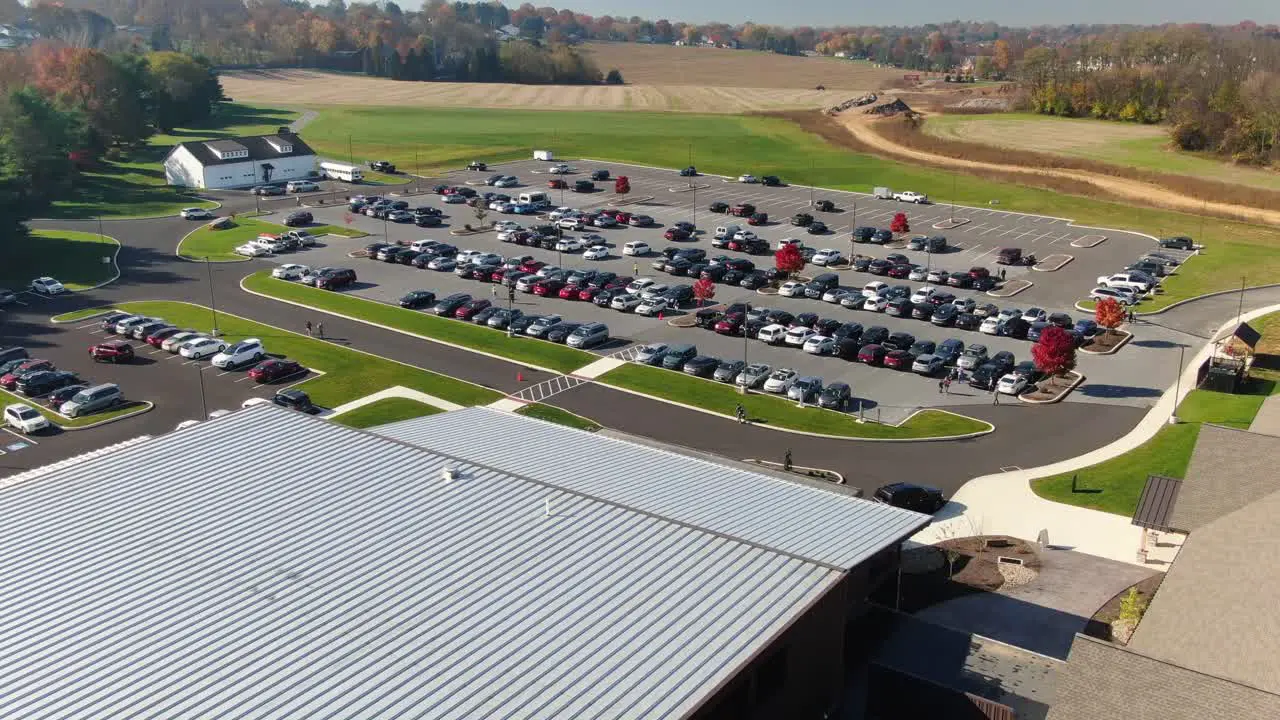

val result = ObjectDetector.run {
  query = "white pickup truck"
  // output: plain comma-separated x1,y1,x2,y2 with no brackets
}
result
893,190,929,204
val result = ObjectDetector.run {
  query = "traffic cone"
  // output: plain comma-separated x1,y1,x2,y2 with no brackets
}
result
517,371,525,382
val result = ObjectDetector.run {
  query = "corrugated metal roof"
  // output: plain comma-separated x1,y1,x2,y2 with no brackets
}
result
0,406,843,719
375,407,932,569
1131,474,1183,532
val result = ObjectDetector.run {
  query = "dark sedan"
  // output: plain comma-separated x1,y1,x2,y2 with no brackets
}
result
17,370,80,397
455,299,492,320
400,290,437,309
682,355,720,378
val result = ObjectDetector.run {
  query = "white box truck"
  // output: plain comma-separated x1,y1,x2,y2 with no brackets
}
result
320,162,363,182
533,150,555,161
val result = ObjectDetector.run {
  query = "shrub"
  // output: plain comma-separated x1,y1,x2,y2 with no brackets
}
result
605,68,624,84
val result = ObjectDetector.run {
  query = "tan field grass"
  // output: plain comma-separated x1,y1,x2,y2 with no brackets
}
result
221,69,871,114
581,41,900,90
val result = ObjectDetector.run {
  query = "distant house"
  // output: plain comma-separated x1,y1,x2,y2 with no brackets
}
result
496,24,520,41
163,131,317,190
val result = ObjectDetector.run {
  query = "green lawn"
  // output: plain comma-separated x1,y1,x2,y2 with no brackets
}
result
46,104,298,220
242,271,596,373
598,363,990,439
1032,366,1280,515
330,397,444,428
108,301,502,408
0,387,150,428
297,105,1280,307
52,308,115,323
516,402,602,432
3,230,119,291
178,217,366,261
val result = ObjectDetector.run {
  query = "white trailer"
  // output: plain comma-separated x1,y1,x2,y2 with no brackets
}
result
533,150,555,161
320,162,364,182
873,186,893,200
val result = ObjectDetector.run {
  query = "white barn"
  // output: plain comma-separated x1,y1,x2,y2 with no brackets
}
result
163,131,318,190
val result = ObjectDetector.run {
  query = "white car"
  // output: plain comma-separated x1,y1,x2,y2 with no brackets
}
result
763,368,798,394
738,174,757,183
580,233,607,246
235,243,270,257
179,337,228,360
997,373,1029,395
496,229,521,242
387,210,413,222
756,324,789,345
456,249,483,263
162,331,200,352
1090,287,1136,305
635,297,671,316
536,265,562,278
910,287,936,305
548,207,576,221
251,236,286,252
952,297,977,313
908,266,929,281
979,317,1003,335
272,264,310,280
1021,307,1047,324
29,277,65,295
443,194,467,204
549,164,571,174
4,403,48,434
732,230,758,242
494,220,521,232
863,295,889,312
803,335,835,355
557,217,584,231
610,293,643,311
210,338,266,369
811,249,843,266
593,215,617,228
488,200,508,211
495,176,519,188
997,308,1022,324
623,241,651,256
822,288,850,304
625,278,656,294
554,238,583,252
784,326,816,346
283,230,316,246
180,207,214,220
114,315,154,335
287,180,319,193
427,256,455,271
583,246,609,261
894,191,928,203
926,269,948,284
778,281,806,298
639,284,670,300
862,281,888,298
1096,273,1151,293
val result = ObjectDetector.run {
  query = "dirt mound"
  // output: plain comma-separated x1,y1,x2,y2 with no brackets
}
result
867,98,915,117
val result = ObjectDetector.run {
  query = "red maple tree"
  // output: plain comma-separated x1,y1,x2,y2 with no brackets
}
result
693,277,716,306
890,212,910,234
614,175,630,194
1032,326,1078,378
774,244,805,277
1095,296,1126,338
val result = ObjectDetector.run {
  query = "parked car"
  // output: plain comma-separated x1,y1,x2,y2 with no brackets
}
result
29,277,65,295
763,368,798,394
18,370,80,397
284,211,313,227
248,359,305,383
178,337,227,360
873,482,945,513
1158,236,1194,250
659,344,698,371
90,341,134,363
211,338,266,369
4,403,48,434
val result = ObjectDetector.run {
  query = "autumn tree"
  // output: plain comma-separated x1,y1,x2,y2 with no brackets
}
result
890,212,909,234
1094,296,1126,339
1032,326,1078,379
774,243,805,278
0,86,83,219
693,277,716,306
614,175,630,195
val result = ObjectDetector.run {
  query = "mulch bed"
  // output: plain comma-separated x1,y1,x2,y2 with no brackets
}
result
880,535,1041,613
1083,573,1165,644
1023,372,1082,402
1083,331,1129,353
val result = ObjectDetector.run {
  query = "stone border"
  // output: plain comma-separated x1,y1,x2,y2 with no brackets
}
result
1080,330,1132,355
932,218,971,230
987,279,1033,298
1018,371,1085,405
1032,254,1074,272
743,458,848,486
58,401,154,431
1071,234,1107,248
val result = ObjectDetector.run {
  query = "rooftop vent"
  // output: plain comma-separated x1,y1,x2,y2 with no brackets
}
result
442,466,460,482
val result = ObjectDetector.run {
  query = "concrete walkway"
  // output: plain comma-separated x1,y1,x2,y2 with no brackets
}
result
573,356,626,379
916,301,1280,567
326,386,463,416
487,397,528,412
1249,395,1280,436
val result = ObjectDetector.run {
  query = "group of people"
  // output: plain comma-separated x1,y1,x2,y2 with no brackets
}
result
304,320,325,339
937,366,965,394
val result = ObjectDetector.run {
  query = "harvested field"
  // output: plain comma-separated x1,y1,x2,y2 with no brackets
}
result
221,69,867,114
926,112,1280,192
580,41,899,90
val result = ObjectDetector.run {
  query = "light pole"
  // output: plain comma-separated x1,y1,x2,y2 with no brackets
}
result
950,174,956,223
204,257,219,337
197,358,209,419
1170,344,1185,424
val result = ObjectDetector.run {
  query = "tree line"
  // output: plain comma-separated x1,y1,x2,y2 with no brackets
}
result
0,44,223,238
1014,25,1280,165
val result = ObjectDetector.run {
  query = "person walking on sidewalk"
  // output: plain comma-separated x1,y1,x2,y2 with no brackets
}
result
491,284,498,299
992,387,1001,405
943,377,952,394
316,322,325,340
305,320,313,337
938,379,946,394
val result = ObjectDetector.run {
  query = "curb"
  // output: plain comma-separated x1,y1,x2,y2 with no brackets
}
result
239,275,569,377
1032,255,1074,272
987,280,1033,298
1129,281,1280,317
50,308,115,324
76,230,122,292
1080,331,1132,355
57,401,154,431
1018,372,1085,405
743,459,848,485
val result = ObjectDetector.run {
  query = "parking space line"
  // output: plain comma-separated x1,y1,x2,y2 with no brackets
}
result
3,428,36,445
76,322,102,330
971,247,999,262
217,371,234,377
980,225,1005,236
149,349,166,355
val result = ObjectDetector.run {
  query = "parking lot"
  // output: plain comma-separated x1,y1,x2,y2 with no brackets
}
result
270,163,1189,422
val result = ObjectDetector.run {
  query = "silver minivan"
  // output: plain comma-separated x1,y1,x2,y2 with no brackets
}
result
60,383,123,418
566,322,609,349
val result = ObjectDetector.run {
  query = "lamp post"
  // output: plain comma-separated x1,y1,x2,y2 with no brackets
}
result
1170,344,1186,424
204,257,219,337
197,358,209,420
950,174,956,223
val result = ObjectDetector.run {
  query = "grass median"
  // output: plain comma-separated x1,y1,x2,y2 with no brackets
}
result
598,363,990,439
243,271,596,373
330,397,444,428
179,217,367,261
516,402,602,432
109,301,501,408
4,230,119,291
0,387,149,428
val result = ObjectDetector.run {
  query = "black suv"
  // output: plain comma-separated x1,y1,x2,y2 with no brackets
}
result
284,211,313,227
1159,236,1194,250
853,226,876,243
814,199,836,212
761,175,781,186
315,268,356,290
791,213,814,227
874,483,945,513
709,201,729,213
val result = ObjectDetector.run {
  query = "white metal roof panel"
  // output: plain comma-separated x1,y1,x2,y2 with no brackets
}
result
376,407,931,568
0,406,839,719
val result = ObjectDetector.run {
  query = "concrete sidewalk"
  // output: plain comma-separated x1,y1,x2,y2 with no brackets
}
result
1249,395,1280,436
326,386,463,416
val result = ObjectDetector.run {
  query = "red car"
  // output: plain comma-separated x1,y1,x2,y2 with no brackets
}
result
455,299,492,320
0,360,54,390
248,359,305,383
533,279,564,297
487,268,507,283
90,341,134,363
664,227,690,241
605,276,633,290
547,178,567,189
558,284,583,300
857,344,886,365
714,313,745,335
577,286,603,301
613,211,632,224
968,266,991,279
519,260,545,274
883,349,912,370
747,212,769,226
145,327,186,347
886,264,912,279
730,204,755,217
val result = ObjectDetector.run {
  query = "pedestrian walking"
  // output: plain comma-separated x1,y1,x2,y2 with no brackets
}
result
317,322,324,339
632,262,639,276
938,379,946,394
305,320,313,337
992,387,1001,405
999,267,1006,281
943,377,952,394
784,449,793,472
491,284,497,298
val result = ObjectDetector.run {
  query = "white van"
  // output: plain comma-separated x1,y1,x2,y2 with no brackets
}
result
409,239,439,253
320,162,363,183
777,237,803,250
714,224,742,240
756,324,789,345
518,191,549,206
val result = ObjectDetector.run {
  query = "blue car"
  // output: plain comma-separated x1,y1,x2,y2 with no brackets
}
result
512,203,538,215
1074,319,1099,336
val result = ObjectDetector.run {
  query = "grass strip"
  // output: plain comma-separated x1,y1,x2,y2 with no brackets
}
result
52,308,113,323
598,363,989,439
111,301,501,408
0,388,149,428
243,271,595,373
329,397,444,428
516,402,602,432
